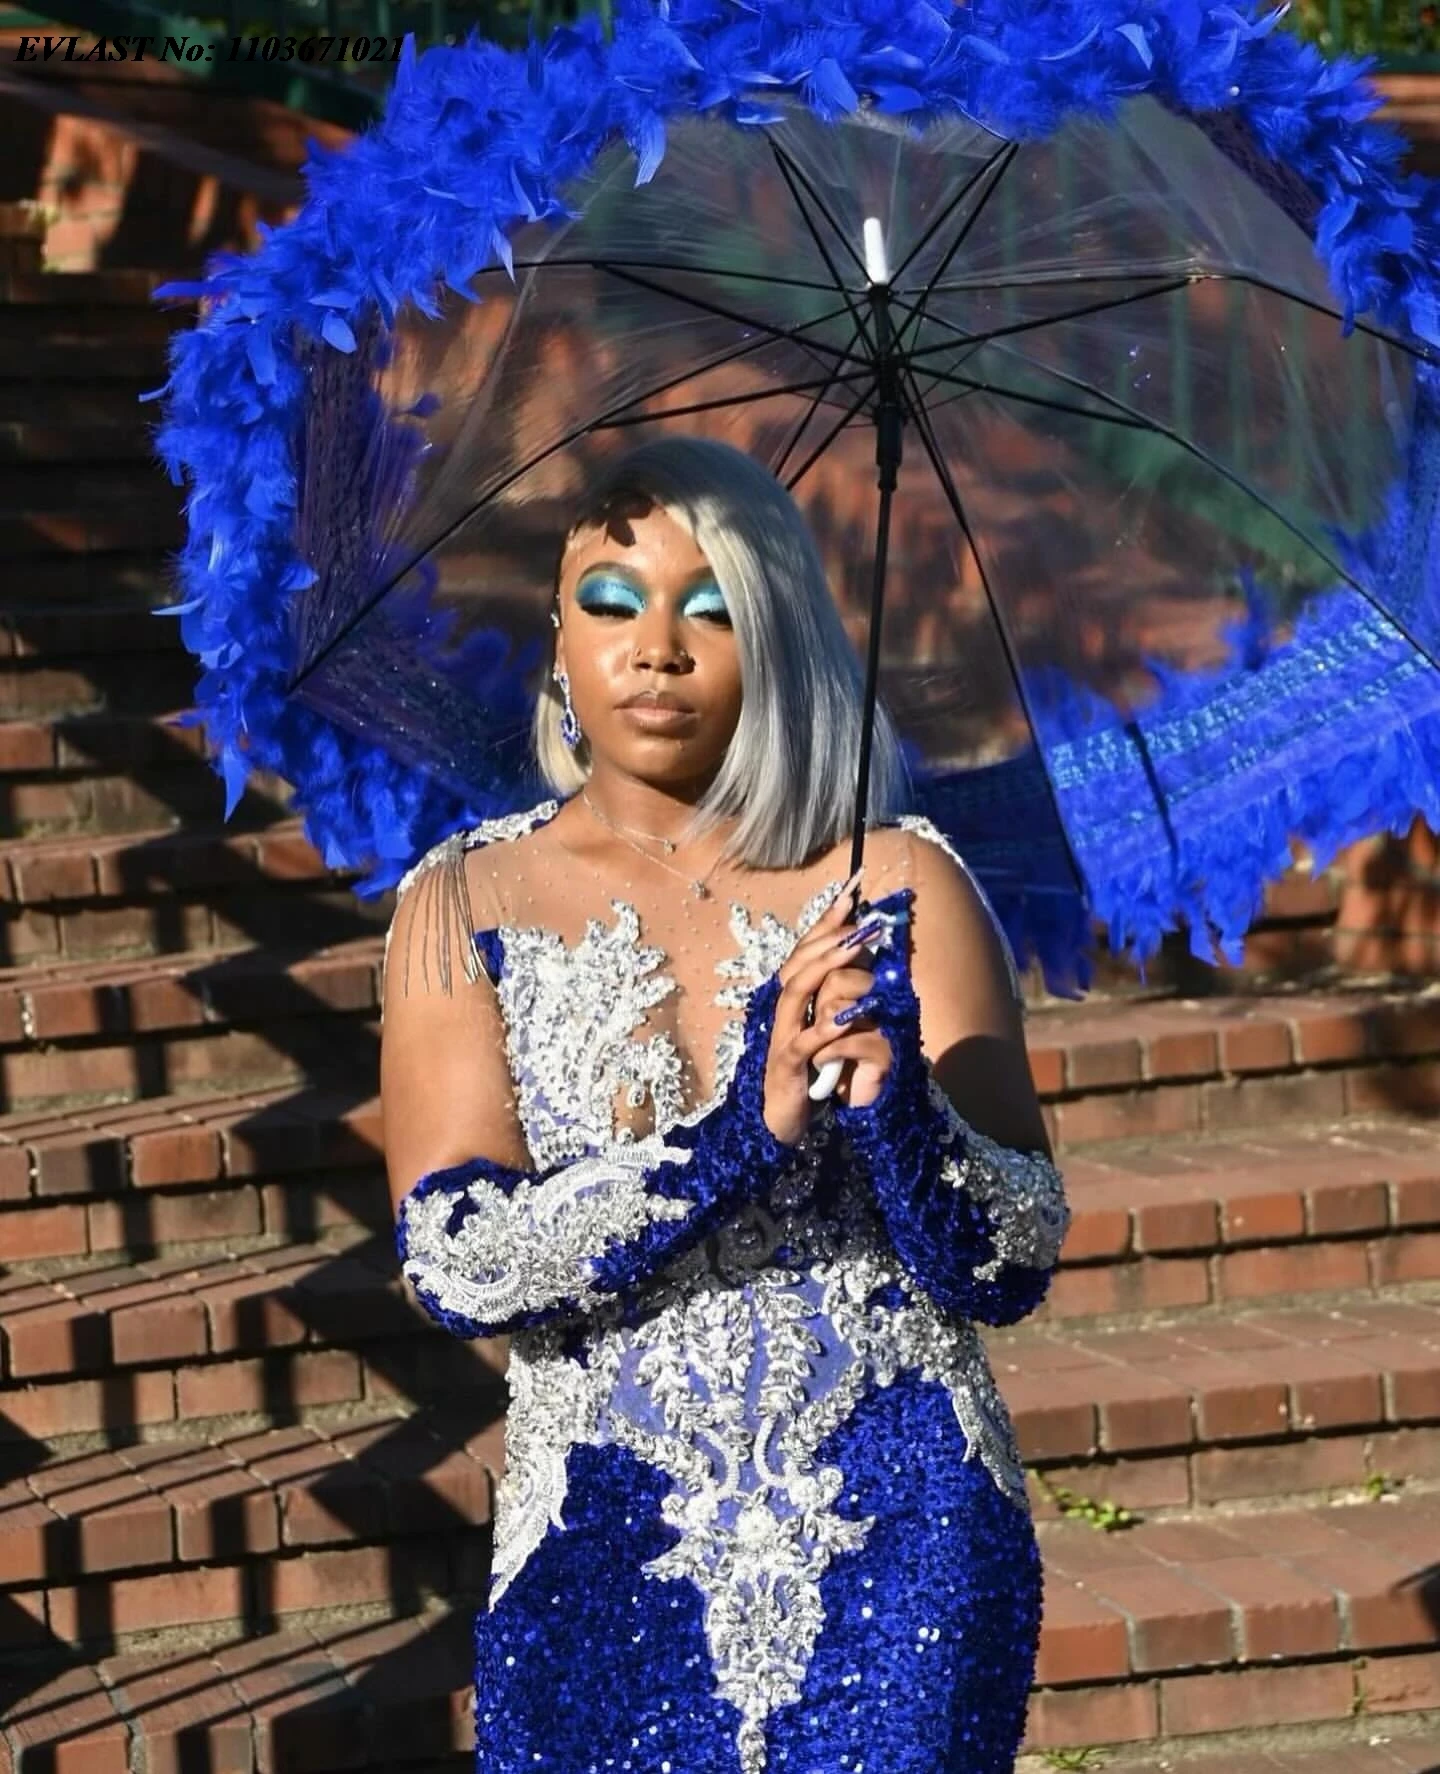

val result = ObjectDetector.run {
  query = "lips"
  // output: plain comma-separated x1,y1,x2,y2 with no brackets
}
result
618,692,694,713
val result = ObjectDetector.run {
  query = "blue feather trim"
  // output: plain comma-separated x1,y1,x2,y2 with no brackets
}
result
149,0,1440,990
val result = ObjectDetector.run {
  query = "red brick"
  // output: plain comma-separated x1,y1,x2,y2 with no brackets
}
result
1066,1038,1143,1091
1159,1659,1355,1735
1033,1580,1129,1684
125,1124,223,1187
1293,1011,1372,1064
1059,1205,1131,1261
1134,1197,1218,1253
0,1370,174,1438
1347,1060,1440,1116
33,1137,127,1198
1010,1398,1096,1462
1143,1028,1218,1081
1084,1564,1234,1670
1187,1555,1340,1659
1028,1045,1063,1096
1,1665,127,1774
96,1646,254,1774
87,1186,263,1252
48,1561,246,1641
1307,1178,1389,1235
1218,1240,1371,1302
1218,1189,1306,1245
264,1542,394,1614
1372,1229,1440,1284
1020,1679,1158,1751
1053,1086,1200,1147
0,1496,56,1583
175,1350,363,1418
1201,1070,1348,1131
1221,1019,1293,1073
1357,1647,1440,1715
0,1201,88,1259
1392,1171,1440,1227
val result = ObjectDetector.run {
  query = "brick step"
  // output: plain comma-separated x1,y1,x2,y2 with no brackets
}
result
0,305,177,347
0,1614,475,1774
1003,1294,1440,1513
2,818,382,970
0,341,170,382
0,269,187,307
0,422,156,466
0,711,211,776
0,652,196,719
0,499,184,563
1022,1489,1440,1761
0,937,383,1110
1021,1743,1436,1774
2,758,288,846
1,553,176,607
1029,985,1440,1144
0,1417,500,1635
1,462,186,515
5,1493,1435,1770
0,383,163,429
3,1198,1439,1472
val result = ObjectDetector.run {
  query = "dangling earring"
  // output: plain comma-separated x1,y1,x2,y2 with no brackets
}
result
554,666,582,751
550,606,582,752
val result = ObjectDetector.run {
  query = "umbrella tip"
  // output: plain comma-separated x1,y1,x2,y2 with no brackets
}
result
862,216,890,288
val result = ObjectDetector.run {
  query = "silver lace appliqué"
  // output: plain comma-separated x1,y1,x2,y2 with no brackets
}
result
925,1073,1071,1280
399,804,1049,1774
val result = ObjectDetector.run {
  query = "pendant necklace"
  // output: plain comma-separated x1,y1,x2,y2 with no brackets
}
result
581,787,725,900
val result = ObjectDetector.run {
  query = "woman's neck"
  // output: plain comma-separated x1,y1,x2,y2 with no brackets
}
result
579,771,723,850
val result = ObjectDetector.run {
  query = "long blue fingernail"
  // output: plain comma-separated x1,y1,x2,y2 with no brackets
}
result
835,994,880,1026
843,920,884,950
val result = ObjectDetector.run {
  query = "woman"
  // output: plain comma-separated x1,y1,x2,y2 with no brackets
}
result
380,436,1070,1774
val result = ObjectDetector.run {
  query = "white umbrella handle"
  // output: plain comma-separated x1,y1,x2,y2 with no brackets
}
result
807,933,879,1101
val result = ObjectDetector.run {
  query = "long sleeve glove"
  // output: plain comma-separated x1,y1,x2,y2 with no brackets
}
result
831,889,1070,1327
395,973,796,1339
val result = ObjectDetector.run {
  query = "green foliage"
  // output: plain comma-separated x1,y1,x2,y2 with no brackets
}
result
1288,0,1438,61
1041,1749,1110,1771
1034,1474,1141,1532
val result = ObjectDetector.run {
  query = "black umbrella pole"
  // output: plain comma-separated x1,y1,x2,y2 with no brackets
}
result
846,288,905,903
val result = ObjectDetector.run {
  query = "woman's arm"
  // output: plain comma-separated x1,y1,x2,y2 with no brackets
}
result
831,825,1070,1326
381,852,798,1341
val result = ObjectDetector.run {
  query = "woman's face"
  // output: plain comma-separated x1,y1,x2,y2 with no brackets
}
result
554,500,744,791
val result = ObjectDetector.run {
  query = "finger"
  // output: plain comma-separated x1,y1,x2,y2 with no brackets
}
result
803,1027,893,1068
776,871,864,986
778,950,877,1041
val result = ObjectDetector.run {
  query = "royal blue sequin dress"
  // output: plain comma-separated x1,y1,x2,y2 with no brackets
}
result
388,801,1070,1774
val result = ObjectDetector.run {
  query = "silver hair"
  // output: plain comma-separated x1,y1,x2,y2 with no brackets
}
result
534,436,914,870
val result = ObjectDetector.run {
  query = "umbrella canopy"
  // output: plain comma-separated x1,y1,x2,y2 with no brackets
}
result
149,0,1440,994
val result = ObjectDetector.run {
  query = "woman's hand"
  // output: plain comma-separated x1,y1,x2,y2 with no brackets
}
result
761,872,897,1146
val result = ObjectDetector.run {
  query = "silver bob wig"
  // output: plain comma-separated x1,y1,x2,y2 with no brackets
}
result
534,436,915,871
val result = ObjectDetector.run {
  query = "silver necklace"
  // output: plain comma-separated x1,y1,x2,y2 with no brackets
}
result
581,787,725,901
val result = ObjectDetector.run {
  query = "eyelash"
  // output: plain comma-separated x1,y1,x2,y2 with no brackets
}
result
581,597,731,625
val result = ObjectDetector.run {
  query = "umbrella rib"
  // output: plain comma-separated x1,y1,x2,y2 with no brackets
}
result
782,375,879,492
921,264,1438,363
888,138,1017,293
984,334,1440,669
495,256,858,298
773,310,874,479
899,277,1194,361
591,261,866,375
899,362,1153,429
766,138,878,362
895,359,1092,915
892,142,1021,359
589,363,875,430
286,325,853,696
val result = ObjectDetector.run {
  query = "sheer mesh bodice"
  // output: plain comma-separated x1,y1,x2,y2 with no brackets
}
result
381,794,1010,1155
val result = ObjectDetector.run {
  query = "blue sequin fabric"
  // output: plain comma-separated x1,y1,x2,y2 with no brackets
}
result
391,804,1069,1773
